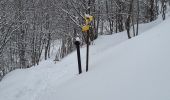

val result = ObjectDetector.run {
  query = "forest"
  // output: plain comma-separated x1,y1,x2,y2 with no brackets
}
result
0,0,169,80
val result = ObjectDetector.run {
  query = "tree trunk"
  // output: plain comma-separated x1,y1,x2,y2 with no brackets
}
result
125,0,134,39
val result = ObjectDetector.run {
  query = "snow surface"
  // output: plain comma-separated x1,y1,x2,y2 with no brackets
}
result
0,16,170,100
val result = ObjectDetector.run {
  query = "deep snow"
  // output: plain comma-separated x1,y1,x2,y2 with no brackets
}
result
0,15,170,100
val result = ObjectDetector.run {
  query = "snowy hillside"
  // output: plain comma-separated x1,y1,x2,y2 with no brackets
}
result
0,16,170,100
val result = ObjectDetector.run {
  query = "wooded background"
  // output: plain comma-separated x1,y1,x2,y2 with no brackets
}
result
0,0,169,80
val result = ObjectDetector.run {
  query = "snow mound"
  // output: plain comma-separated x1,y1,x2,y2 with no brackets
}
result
0,17,170,100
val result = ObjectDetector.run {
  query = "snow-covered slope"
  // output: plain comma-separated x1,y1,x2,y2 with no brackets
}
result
38,17,170,100
0,17,170,100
